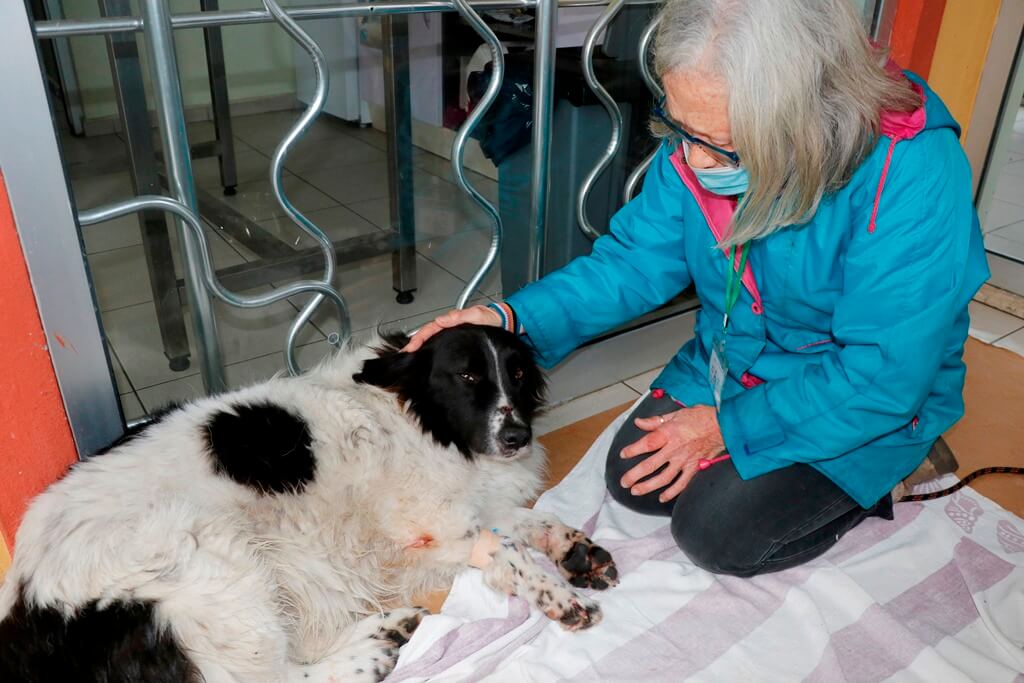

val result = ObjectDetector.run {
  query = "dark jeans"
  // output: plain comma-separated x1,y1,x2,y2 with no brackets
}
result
605,393,893,577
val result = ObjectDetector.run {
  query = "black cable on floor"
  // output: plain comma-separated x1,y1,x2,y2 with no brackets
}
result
898,466,1024,502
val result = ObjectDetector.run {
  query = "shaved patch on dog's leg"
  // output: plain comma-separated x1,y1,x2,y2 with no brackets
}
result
479,537,602,632
468,529,500,568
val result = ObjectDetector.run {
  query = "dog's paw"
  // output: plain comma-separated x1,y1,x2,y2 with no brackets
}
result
558,534,618,591
372,606,429,650
544,593,602,632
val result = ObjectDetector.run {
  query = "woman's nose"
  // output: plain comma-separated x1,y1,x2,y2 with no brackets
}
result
687,144,719,169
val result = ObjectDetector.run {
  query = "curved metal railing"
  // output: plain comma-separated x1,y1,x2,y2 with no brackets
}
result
622,13,661,203
262,0,351,374
449,0,506,309
575,0,625,241
79,197,348,370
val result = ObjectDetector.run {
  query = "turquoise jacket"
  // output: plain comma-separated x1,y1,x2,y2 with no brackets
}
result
506,74,989,508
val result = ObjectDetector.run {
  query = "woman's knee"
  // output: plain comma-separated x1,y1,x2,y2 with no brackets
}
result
670,509,769,577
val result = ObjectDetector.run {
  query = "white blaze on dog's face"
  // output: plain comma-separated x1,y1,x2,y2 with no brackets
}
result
355,325,546,459
482,336,531,456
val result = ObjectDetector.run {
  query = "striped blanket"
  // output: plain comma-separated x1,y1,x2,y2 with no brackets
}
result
390,403,1024,682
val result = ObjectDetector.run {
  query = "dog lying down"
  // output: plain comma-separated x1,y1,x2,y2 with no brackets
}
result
0,325,618,682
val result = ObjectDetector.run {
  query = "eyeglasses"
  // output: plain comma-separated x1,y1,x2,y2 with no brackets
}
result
652,97,741,169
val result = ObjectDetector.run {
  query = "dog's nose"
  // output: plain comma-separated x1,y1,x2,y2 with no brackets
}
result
499,425,531,450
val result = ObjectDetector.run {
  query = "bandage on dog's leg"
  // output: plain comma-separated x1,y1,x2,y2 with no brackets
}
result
468,529,500,569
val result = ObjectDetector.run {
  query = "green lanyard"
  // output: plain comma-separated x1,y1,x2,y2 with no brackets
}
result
722,243,749,330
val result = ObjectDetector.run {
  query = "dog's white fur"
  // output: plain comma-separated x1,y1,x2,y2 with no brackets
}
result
0,341,613,682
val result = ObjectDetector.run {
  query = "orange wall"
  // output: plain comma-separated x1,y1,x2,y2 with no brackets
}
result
927,0,1002,140
889,0,947,79
887,1,1005,144
0,171,79,563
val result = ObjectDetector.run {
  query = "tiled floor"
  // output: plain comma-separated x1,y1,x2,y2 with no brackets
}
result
983,108,1024,261
66,109,503,420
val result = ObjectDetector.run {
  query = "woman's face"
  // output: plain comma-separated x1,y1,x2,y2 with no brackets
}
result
662,70,734,169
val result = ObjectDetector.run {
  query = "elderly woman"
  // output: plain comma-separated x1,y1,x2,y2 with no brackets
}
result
406,0,989,577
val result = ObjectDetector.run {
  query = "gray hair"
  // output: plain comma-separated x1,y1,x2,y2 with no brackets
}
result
652,0,919,246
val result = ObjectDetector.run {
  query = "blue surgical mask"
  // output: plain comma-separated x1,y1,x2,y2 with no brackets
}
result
683,141,749,196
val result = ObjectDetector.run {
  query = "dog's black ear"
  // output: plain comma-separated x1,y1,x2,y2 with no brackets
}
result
376,328,411,353
354,347,420,392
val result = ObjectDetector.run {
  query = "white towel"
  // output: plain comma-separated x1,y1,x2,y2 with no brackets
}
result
390,402,1024,682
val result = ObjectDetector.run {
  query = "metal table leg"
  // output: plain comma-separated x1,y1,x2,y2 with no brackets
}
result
141,0,227,393
199,0,239,196
100,0,190,372
382,15,417,304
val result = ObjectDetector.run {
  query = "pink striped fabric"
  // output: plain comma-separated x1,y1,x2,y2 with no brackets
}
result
803,538,1013,682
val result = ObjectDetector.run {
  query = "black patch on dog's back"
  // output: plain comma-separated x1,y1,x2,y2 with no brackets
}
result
0,586,198,682
204,401,316,494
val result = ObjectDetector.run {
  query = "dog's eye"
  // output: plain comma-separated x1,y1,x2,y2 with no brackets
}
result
512,368,524,381
458,372,479,384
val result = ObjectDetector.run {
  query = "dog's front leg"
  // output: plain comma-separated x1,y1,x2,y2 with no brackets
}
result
492,508,619,590
469,532,601,631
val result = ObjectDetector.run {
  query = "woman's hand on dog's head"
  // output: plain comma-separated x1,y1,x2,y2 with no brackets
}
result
403,305,503,353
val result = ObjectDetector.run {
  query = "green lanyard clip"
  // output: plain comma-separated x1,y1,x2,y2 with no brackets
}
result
723,243,749,331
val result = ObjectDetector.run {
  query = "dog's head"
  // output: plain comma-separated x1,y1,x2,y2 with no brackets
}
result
354,325,546,459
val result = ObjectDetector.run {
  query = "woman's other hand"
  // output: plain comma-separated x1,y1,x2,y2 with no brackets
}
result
619,405,725,503
402,305,503,352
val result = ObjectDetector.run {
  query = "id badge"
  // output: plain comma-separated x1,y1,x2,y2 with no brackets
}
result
709,333,729,409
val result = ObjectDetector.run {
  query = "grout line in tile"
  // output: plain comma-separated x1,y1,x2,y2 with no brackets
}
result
108,343,139,396
991,325,1024,344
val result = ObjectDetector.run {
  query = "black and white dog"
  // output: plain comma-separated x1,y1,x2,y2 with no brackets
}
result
0,326,617,682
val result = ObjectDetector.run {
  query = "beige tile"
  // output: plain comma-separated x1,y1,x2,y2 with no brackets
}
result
302,161,391,205
341,126,388,151
1001,160,1024,178
535,383,641,437
286,253,471,337
118,392,147,421
994,171,1024,208
414,151,499,203
81,213,142,255
223,205,382,260
106,284,325,390
217,175,338,223
416,229,501,297
89,229,245,312
994,328,1024,358
192,148,274,190
233,110,353,155
985,232,1024,261
60,132,127,168
284,135,386,174
993,221,1024,246
622,366,666,394
969,301,1024,343
108,344,133,394
983,199,1024,232
345,173,495,239
136,341,332,411
347,296,491,344
70,171,134,209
